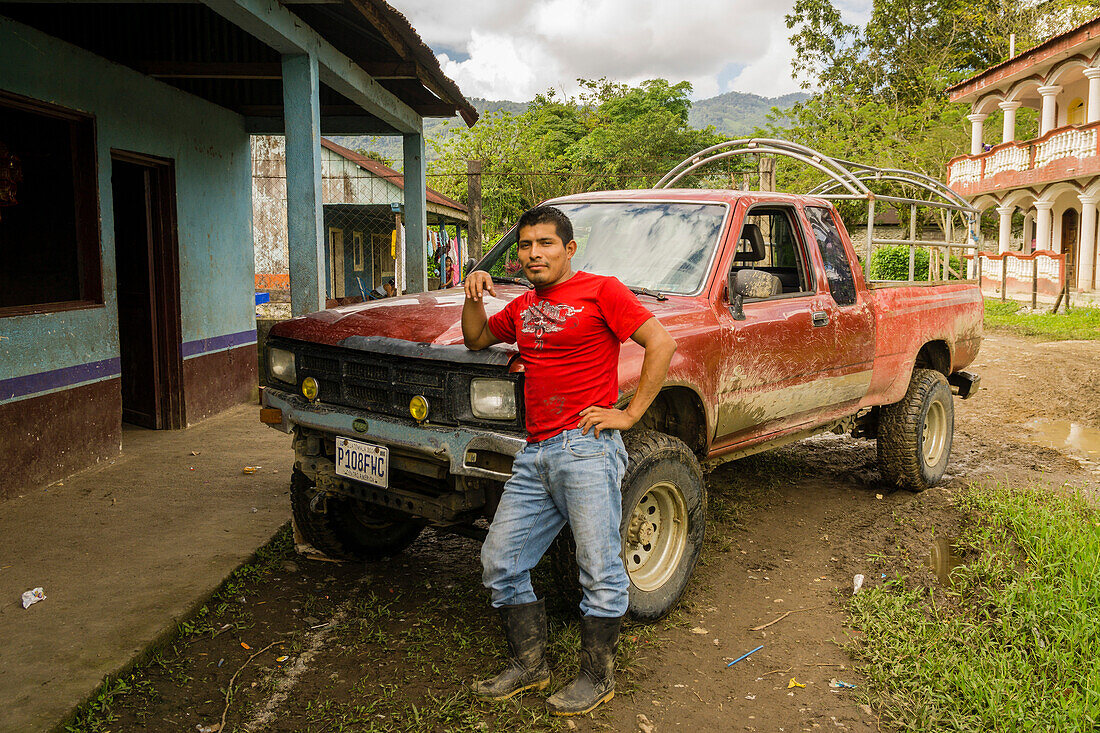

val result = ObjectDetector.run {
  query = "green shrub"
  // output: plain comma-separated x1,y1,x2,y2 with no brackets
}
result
869,245,964,281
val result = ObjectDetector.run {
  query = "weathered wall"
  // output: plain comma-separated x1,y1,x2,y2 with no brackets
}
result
252,135,404,284
0,16,257,496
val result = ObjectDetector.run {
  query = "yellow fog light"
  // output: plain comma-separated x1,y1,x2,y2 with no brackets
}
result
302,377,319,401
409,395,429,422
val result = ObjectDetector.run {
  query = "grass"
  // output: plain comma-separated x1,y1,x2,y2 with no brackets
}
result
848,483,1100,731
63,526,296,732
984,298,1100,340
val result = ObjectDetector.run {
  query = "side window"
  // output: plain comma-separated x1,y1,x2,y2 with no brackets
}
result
805,206,857,306
730,207,812,297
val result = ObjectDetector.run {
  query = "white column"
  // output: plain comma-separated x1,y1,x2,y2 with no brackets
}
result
996,205,1015,253
1034,201,1054,252
1078,195,1097,290
1039,85,1062,136
999,101,1022,143
968,113,988,155
1086,68,1100,124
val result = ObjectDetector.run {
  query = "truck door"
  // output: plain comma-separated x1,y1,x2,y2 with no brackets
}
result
800,205,876,415
712,204,871,446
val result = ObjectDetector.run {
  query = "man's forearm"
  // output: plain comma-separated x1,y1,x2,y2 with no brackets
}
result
625,338,677,421
462,297,490,349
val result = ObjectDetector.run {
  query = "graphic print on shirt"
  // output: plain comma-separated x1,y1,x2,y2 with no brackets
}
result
520,300,584,350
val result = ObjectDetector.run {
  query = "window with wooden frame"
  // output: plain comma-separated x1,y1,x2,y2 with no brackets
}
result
352,231,364,271
0,89,102,315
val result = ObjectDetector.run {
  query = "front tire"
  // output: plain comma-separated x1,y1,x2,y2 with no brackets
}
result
551,431,706,623
877,369,954,492
290,468,424,560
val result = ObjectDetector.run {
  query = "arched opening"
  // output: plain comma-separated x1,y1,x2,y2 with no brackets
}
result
1062,208,1080,283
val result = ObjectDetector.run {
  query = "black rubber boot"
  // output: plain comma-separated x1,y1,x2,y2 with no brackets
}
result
546,615,622,716
472,599,551,701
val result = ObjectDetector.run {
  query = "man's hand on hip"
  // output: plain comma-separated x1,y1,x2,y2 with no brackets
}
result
578,405,639,438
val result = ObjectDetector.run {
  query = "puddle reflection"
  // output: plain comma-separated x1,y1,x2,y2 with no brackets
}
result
1025,420,1100,465
928,535,962,585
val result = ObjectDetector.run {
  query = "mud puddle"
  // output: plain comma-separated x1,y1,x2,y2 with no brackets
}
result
927,535,963,585
1024,419,1100,471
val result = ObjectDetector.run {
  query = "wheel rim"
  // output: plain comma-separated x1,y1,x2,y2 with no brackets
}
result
625,481,688,592
923,399,948,467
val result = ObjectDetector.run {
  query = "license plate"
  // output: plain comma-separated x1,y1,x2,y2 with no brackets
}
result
335,437,389,488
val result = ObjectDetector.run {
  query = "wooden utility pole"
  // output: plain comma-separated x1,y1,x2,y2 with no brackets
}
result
467,159,483,257
759,156,775,192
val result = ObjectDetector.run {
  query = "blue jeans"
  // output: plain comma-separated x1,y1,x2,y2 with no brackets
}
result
481,428,630,618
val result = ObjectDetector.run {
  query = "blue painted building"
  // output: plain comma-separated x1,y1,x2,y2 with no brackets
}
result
0,1,476,496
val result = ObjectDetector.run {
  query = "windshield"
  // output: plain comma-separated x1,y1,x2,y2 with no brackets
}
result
478,202,727,295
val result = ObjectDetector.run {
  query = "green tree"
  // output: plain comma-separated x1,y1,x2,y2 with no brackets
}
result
429,78,729,244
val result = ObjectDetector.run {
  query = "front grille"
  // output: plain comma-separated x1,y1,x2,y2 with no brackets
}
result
346,384,389,409
285,341,524,432
346,362,387,381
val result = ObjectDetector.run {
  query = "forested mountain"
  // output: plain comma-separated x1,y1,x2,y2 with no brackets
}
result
688,91,809,135
330,90,805,165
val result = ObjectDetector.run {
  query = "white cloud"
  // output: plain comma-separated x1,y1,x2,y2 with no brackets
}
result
395,0,808,101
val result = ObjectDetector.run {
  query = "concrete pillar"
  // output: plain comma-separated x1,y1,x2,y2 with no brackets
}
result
1078,194,1098,290
968,113,988,155
282,53,325,316
1034,201,1054,252
996,205,1015,253
402,132,427,293
1039,85,1062,136
1086,68,1100,124
999,101,1022,143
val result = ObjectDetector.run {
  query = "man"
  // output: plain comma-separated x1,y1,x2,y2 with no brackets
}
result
461,205,677,716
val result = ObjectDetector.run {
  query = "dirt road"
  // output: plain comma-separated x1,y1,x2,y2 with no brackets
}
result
103,332,1100,733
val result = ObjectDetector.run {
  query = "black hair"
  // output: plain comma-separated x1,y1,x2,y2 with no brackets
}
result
517,205,574,244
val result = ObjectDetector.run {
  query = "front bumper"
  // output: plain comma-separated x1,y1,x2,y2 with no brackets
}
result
262,387,524,482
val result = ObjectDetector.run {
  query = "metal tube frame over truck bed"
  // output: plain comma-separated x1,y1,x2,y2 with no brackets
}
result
656,138,982,284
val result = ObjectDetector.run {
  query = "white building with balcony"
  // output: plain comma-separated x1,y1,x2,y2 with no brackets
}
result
946,16,1100,294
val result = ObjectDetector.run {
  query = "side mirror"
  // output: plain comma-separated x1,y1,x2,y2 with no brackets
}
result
727,272,746,321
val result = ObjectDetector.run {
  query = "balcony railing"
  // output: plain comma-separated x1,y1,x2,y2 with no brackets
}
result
947,122,1100,191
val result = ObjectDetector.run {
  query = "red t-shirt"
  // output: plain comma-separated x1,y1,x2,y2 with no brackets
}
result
487,271,653,442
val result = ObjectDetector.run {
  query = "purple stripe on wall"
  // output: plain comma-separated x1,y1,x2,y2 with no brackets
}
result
1,329,257,403
181,329,258,359
0,357,121,402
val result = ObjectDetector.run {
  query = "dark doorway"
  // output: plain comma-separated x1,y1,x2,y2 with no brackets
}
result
111,151,184,429
1062,208,1079,287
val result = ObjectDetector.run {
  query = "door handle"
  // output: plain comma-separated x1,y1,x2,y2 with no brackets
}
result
812,311,830,327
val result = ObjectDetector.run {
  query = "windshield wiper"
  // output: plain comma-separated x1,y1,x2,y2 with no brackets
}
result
628,286,668,301
490,275,532,288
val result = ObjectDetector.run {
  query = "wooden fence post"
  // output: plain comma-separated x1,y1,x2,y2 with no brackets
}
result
467,159,483,258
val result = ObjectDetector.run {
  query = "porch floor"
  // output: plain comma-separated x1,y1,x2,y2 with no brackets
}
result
0,403,291,733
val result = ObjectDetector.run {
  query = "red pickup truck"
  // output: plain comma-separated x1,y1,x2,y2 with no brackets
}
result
260,186,982,621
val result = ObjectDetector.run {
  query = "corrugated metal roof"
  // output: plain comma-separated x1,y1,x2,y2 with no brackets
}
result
321,137,467,212
0,0,478,129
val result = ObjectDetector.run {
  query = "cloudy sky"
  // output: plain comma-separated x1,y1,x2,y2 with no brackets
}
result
396,0,871,102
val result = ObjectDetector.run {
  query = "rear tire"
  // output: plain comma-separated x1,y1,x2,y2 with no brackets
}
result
551,430,706,623
877,369,954,492
290,468,424,560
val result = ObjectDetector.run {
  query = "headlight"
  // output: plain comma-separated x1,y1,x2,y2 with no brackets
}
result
470,378,517,420
268,347,296,384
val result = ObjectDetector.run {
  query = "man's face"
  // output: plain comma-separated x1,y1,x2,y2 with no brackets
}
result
517,222,576,288
384,283,396,296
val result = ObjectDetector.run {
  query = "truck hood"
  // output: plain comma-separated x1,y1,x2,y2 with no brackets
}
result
269,284,707,350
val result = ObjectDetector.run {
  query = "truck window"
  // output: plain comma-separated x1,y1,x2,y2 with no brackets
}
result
480,202,727,295
805,206,857,306
729,207,812,297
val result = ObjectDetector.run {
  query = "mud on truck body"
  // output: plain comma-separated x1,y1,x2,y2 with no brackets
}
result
260,141,983,622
